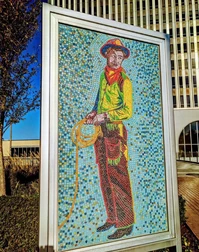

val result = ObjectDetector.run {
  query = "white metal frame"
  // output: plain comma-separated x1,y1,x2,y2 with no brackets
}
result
40,3,182,251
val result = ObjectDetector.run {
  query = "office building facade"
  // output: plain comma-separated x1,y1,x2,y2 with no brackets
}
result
47,0,199,160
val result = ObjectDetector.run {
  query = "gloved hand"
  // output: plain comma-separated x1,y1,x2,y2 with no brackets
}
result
85,111,97,124
93,113,109,125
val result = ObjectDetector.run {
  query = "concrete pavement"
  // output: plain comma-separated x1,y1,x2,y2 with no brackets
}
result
177,161,199,240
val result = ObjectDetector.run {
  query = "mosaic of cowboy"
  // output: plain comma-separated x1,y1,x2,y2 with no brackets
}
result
86,38,135,239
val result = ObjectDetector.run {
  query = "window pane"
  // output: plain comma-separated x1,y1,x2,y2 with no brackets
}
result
185,145,191,156
185,125,191,144
187,95,190,107
172,77,175,88
192,145,198,156
197,26,199,36
191,123,197,143
170,44,174,53
185,76,189,87
171,60,174,70
180,95,184,107
173,96,176,108
192,59,196,69
179,145,185,157
183,43,187,53
194,95,198,106
179,76,183,87
190,26,194,35
179,132,184,144
182,13,185,21
177,43,181,52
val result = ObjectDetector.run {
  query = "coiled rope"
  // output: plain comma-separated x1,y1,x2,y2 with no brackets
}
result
58,118,103,230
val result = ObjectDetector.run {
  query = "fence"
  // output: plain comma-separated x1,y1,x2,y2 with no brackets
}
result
4,156,40,169
176,153,199,163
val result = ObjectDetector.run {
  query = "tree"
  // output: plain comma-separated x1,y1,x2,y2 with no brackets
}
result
0,0,41,195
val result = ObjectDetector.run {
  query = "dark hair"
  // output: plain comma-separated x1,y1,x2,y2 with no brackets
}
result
105,47,125,57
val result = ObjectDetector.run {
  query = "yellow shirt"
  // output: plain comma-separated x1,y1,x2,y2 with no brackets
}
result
97,72,133,122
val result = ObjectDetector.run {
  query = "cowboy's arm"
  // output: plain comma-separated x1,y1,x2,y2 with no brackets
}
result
108,79,133,121
85,90,99,124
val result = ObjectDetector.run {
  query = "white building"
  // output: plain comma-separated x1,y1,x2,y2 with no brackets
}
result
3,140,40,157
47,0,199,161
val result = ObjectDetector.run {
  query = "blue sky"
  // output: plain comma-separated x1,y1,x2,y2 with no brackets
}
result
3,12,41,141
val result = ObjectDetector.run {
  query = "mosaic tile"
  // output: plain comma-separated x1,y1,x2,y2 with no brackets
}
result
57,23,168,251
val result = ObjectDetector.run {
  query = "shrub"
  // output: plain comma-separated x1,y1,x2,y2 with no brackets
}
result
4,153,40,196
179,194,187,224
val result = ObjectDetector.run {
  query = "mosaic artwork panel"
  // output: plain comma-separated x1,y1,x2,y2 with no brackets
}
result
58,23,168,251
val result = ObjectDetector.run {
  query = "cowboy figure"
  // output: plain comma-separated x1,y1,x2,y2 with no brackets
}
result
86,38,135,239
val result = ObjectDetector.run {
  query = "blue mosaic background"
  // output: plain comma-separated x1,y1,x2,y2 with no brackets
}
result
58,24,168,251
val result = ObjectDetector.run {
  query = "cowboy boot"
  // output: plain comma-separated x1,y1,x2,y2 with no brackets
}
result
107,226,133,239
97,222,115,232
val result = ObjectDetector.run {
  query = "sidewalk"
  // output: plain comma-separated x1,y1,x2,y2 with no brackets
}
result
178,175,199,240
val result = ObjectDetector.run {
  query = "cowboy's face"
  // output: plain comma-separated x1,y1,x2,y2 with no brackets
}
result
106,49,124,69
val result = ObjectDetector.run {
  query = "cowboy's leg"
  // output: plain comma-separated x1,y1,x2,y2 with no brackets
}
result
105,124,134,228
94,135,116,224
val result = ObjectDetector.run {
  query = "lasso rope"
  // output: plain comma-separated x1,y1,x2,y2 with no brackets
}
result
58,118,103,230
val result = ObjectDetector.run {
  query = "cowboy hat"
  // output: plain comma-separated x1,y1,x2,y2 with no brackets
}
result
100,38,130,59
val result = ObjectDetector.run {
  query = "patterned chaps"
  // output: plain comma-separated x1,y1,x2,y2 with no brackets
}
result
94,122,135,228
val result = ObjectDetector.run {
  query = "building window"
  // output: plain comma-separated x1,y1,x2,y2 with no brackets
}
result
193,76,197,87
182,12,185,21
187,95,190,107
191,42,195,52
180,95,184,107
178,121,199,159
179,76,183,87
149,0,153,9
11,147,39,157
185,59,188,68
183,43,187,53
192,59,196,69
172,77,175,88
177,43,181,53
178,59,181,69
183,27,186,36
169,28,173,38
171,60,175,70
169,13,172,22
176,27,180,36
150,13,153,24
173,96,176,108
196,10,199,19
189,10,193,20
197,26,199,36
170,44,174,53
190,26,194,36
142,1,146,9
176,12,179,21
156,13,159,23
194,95,198,107
163,14,166,23
185,76,189,87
